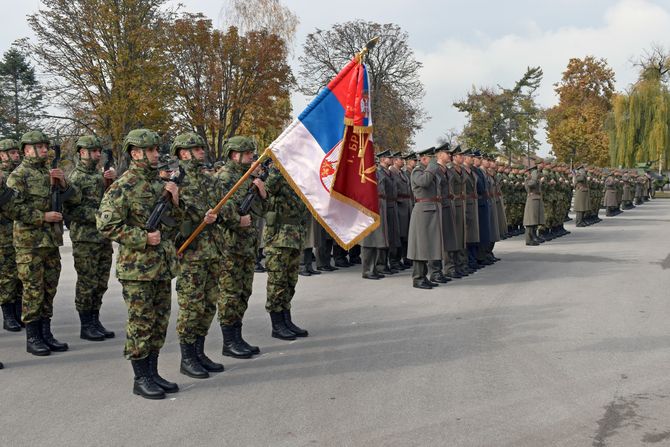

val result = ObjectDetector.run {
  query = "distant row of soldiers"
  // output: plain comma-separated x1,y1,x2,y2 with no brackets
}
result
0,130,310,399
347,143,657,287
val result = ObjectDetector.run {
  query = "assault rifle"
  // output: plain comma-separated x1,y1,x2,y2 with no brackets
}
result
145,166,186,232
238,158,272,216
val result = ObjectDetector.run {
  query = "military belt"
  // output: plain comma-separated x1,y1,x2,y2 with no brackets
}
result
276,216,302,225
415,197,440,203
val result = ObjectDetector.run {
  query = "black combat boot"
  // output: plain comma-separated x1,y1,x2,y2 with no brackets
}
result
235,322,260,355
147,352,179,393
2,303,21,332
26,321,50,356
298,264,311,276
78,311,105,341
179,343,209,379
14,298,24,327
283,309,308,337
131,358,165,400
220,324,252,358
91,310,115,338
269,312,296,340
40,318,68,352
194,336,224,372
0,361,3,369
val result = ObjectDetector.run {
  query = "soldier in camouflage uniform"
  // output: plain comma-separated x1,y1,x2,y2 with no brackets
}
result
7,131,76,356
264,166,310,339
64,135,117,342
172,132,227,378
215,136,267,359
96,129,182,400
0,139,22,332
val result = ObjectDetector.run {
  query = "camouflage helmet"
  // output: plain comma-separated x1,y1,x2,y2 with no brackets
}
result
171,131,206,155
122,128,160,153
0,139,20,152
20,130,50,149
221,136,255,159
75,135,102,152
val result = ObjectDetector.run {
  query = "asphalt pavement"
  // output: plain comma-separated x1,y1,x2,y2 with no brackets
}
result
2,200,670,447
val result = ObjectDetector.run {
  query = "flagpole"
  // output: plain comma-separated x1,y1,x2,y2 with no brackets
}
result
176,147,271,256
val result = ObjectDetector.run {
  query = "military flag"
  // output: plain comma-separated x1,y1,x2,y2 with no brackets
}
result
268,40,380,249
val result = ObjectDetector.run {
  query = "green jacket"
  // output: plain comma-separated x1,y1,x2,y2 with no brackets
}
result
215,160,267,257
6,157,76,248
64,160,108,244
0,162,17,248
263,169,308,250
96,162,183,281
177,159,233,261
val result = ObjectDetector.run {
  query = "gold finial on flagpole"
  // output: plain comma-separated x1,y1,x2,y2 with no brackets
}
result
356,36,380,62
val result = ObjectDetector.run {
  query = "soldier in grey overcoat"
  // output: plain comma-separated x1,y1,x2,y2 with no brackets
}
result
407,147,442,289
523,166,545,246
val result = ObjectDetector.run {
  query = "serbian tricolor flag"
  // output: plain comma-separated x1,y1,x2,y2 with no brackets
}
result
268,56,380,249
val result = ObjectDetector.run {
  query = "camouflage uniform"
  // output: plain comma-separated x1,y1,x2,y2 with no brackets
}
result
96,131,182,361
215,142,266,326
7,131,76,355
64,136,115,340
0,139,22,332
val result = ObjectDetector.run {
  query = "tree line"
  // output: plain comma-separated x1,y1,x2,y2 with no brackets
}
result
0,0,667,169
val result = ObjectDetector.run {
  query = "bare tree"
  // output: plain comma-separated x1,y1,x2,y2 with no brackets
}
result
298,21,428,150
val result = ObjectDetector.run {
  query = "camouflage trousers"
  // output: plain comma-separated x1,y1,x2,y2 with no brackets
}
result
16,247,61,324
73,241,113,312
120,279,171,361
0,246,20,306
265,247,300,313
176,259,221,344
218,253,255,326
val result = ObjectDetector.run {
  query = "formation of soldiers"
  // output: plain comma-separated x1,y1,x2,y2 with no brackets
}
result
297,143,657,289
0,129,309,398
0,129,658,384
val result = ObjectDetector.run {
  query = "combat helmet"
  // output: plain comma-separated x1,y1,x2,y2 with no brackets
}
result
0,139,19,151
221,136,255,159
122,129,160,154
171,132,206,155
75,135,102,152
20,130,50,149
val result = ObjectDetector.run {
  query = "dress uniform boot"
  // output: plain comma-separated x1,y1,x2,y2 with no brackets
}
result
413,279,432,289
0,361,3,369
131,358,165,400
25,321,50,356
91,310,115,338
220,324,252,358
269,312,296,340
147,352,179,393
194,336,224,372
2,303,21,332
78,311,105,341
429,272,449,284
40,318,68,352
179,343,209,379
526,227,539,246
235,322,260,354
283,309,308,337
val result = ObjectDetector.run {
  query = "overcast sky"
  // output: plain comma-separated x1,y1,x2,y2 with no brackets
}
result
3,0,670,155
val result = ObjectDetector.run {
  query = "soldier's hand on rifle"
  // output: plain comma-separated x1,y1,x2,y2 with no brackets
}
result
147,230,161,246
44,211,63,223
164,181,179,207
204,209,217,225
103,168,117,180
50,168,66,188
252,178,267,199
240,214,252,227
